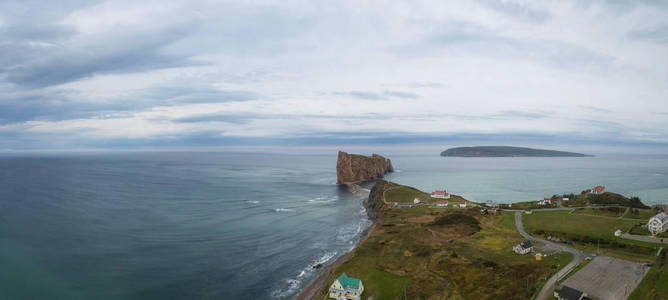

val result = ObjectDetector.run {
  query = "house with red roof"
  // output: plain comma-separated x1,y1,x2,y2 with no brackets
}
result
435,200,449,207
459,201,467,208
591,185,605,195
538,198,552,206
431,190,450,199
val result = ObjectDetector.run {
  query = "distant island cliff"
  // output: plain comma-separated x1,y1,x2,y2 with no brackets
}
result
336,151,394,184
440,146,592,157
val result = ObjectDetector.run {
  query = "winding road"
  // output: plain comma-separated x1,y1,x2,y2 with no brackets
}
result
514,211,594,300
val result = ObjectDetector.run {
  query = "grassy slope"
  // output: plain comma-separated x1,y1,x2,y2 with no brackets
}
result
628,251,667,300
522,210,661,261
315,192,573,299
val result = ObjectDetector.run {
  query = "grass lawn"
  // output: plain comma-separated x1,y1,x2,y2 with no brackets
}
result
524,210,638,238
384,186,430,203
572,207,625,218
522,210,661,261
623,209,656,220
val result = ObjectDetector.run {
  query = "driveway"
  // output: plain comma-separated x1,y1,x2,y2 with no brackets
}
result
620,233,668,244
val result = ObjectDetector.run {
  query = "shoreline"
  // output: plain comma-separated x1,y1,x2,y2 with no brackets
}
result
296,221,377,300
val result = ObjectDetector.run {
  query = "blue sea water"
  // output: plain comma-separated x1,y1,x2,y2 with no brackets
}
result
0,152,667,299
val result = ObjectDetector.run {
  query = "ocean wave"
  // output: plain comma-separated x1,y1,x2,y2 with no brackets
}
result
307,195,339,203
246,200,260,204
273,208,295,212
271,251,339,299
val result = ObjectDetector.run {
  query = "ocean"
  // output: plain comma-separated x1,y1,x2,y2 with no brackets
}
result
0,152,667,299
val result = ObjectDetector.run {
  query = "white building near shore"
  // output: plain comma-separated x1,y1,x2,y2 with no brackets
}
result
648,212,668,236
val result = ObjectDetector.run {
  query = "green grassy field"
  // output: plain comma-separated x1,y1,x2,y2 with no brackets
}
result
572,207,625,218
628,251,667,300
522,210,661,261
623,209,656,220
315,184,573,300
384,186,430,203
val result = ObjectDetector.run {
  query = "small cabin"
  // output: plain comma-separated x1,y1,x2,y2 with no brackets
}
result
436,200,449,207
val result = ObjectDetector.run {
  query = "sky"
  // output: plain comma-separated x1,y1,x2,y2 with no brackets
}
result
1,0,667,153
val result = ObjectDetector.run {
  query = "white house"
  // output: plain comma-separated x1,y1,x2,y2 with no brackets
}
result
413,197,421,204
435,200,449,207
648,212,668,236
513,240,533,255
614,229,622,237
329,273,364,300
459,201,467,208
537,198,552,206
431,190,450,199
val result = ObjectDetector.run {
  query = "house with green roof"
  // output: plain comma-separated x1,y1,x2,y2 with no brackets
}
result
328,272,364,300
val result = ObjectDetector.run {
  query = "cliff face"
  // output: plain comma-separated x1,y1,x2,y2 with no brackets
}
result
364,180,391,221
336,151,394,184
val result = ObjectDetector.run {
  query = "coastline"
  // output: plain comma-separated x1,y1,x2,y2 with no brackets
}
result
296,221,377,300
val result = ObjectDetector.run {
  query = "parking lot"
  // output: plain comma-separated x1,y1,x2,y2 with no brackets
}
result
561,256,649,300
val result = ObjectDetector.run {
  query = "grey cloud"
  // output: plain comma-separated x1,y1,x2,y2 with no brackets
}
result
334,90,419,100
0,87,257,124
478,0,551,24
395,20,612,70
487,110,549,120
628,25,668,44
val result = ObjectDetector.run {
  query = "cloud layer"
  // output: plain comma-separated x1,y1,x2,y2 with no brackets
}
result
1,0,668,151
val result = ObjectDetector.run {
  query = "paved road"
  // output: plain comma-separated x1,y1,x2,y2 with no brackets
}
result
620,233,668,244
514,211,593,300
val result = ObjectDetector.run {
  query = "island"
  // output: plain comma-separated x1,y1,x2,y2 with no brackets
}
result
336,151,394,184
440,146,592,157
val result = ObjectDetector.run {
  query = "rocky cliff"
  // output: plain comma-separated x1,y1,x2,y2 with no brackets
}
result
336,151,394,184
364,180,392,221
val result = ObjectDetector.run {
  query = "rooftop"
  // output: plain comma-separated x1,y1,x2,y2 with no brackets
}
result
555,285,584,300
335,273,361,289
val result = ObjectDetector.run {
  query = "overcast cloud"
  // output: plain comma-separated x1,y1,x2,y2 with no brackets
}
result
1,0,667,152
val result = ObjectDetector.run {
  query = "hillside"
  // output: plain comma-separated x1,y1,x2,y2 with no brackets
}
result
440,146,592,157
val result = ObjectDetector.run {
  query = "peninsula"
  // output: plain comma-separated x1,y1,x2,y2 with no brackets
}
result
336,151,394,184
440,146,592,157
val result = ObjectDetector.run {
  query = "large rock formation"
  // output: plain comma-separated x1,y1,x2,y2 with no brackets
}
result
336,151,394,184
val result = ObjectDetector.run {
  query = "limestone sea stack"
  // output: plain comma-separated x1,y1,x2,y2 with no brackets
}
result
336,151,394,184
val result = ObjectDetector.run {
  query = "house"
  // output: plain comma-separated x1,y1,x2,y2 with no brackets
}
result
614,229,622,237
513,240,533,255
562,195,569,201
435,200,449,207
459,201,467,208
591,185,605,195
554,285,588,300
648,212,668,236
329,273,364,300
413,197,421,204
431,190,450,199
535,253,543,261
524,210,532,214
537,198,552,206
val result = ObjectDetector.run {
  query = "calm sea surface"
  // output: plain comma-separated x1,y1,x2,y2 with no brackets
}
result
0,152,667,299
